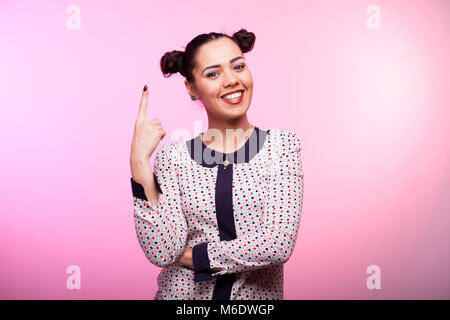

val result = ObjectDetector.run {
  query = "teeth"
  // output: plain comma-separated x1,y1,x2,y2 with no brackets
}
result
222,91,242,100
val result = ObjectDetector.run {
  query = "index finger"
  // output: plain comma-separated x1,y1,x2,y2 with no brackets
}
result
138,84,149,119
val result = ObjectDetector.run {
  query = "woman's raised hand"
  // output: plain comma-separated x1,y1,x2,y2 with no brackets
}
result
130,85,166,185
131,85,166,160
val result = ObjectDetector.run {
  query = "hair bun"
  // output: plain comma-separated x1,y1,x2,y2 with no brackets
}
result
160,50,184,78
232,29,256,53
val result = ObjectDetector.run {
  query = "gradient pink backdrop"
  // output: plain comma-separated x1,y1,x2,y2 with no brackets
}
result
1,0,449,299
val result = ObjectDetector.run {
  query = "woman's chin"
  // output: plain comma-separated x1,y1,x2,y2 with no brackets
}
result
223,103,250,117
220,96,251,114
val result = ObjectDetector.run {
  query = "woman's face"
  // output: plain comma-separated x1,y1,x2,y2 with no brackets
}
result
186,37,253,121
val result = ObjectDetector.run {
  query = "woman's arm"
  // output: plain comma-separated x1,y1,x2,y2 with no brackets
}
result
131,143,188,268
130,156,160,206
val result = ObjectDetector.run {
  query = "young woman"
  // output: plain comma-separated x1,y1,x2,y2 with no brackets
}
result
130,29,304,300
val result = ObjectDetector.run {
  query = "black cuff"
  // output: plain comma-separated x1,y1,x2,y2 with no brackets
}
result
130,173,163,201
192,242,213,282
130,177,147,201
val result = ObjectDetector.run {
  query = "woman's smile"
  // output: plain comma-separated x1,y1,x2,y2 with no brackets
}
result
220,90,245,105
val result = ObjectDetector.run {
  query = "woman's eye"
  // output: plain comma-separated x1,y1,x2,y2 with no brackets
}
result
207,72,219,78
207,64,245,78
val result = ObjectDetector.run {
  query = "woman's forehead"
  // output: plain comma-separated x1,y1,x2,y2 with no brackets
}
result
196,38,242,67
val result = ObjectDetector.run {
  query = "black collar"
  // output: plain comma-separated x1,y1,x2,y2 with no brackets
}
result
185,127,269,167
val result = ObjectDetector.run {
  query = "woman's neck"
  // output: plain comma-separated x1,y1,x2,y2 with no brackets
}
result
201,118,255,154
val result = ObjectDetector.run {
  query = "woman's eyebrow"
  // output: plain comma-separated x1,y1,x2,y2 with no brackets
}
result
202,56,244,73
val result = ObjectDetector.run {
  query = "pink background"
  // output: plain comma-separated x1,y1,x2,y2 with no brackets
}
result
1,0,449,299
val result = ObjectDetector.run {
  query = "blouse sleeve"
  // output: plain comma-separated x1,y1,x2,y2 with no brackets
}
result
130,143,188,268
193,132,304,280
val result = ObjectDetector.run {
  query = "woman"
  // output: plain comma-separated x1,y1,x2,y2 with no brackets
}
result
129,29,304,300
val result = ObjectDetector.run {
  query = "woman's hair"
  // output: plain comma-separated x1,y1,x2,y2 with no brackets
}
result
160,28,255,84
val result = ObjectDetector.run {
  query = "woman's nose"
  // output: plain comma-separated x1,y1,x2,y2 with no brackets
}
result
223,69,239,86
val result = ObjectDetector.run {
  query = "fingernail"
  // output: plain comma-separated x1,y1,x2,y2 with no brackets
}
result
143,84,148,92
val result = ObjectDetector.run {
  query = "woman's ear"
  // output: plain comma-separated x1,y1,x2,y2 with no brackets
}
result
185,80,197,99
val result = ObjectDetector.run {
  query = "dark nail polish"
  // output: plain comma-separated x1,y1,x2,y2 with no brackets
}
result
143,84,148,92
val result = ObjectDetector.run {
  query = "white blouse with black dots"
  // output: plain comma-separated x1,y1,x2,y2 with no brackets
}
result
130,127,304,300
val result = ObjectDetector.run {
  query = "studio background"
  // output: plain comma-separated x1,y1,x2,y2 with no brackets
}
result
1,0,449,299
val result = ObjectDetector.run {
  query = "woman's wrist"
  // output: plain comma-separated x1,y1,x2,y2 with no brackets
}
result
175,248,194,270
176,247,223,273
183,248,193,270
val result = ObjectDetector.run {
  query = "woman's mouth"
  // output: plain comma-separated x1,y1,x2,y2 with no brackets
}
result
220,90,244,105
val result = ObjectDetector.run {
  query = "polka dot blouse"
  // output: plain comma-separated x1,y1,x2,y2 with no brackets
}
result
130,127,304,300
